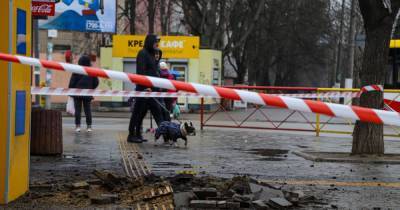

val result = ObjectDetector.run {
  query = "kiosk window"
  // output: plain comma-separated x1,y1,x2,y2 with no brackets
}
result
16,9,26,55
15,91,26,136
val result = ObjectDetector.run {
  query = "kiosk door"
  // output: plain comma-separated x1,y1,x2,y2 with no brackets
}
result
171,64,188,110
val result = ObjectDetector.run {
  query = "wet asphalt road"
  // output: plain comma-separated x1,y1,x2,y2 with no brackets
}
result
30,117,400,209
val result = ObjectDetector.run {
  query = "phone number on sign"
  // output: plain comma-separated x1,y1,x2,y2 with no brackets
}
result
86,20,114,31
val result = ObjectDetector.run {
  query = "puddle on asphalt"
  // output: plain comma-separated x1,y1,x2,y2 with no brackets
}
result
247,148,289,156
296,145,309,148
246,149,289,161
257,157,286,161
153,162,192,168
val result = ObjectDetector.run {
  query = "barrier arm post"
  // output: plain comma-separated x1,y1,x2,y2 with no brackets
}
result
316,88,320,137
2,53,400,127
200,97,204,131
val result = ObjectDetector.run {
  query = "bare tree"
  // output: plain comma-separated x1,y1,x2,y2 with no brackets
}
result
225,0,266,84
116,0,137,34
352,0,400,155
129,0,137,34
148,0,156,33
159,0,174,34
179,0,233,48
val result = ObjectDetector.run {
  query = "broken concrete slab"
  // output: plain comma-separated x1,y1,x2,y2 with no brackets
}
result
252,200,269,210
284,190,305,203
71,189,88,198
269,197,293,208
250,183,284,201
71,181,89,190
229,176,251,195
232,194,252,208
86,179,102,185
217,200,227,208
190,200,217,208
173,192,195,208
29,184,54,191
226,201,241,209
232,193,252,202
90,194,118,205
193,188,218,200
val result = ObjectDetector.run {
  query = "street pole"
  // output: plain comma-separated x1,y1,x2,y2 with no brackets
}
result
45,33,53,109
340,0,356,90
336,0,346,87
346,0,356,83
33,19,40,105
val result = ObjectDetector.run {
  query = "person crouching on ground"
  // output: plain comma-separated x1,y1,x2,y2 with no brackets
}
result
68,55,99,132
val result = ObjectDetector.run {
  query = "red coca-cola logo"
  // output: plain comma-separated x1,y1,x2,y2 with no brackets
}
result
32,2,55,16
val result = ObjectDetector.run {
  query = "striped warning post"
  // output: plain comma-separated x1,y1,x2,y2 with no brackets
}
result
361,85,384,93
356,85,384,97
1,53,399,126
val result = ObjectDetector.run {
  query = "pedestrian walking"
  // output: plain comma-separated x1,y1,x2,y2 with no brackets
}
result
127,34,165,143
68,55,99,133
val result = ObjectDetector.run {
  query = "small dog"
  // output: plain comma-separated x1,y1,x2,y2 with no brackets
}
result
155,121,196,147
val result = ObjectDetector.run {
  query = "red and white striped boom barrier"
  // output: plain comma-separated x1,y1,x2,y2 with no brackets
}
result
31,87,359,98
31,87,207,98
1,53,399,126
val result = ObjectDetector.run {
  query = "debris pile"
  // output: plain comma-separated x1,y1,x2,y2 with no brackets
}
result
15,170,174,209
169,174,324,209
12,171,324,209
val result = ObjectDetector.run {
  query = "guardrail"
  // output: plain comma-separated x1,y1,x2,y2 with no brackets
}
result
200,86,400,138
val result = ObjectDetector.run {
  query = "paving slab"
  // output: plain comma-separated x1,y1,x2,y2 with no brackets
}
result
294,151,400,164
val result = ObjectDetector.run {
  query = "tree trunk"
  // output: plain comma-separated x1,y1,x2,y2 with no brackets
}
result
352,0,396,155
159,0,170,35
148,0,156,33
129,0,136,34
234,66,246,84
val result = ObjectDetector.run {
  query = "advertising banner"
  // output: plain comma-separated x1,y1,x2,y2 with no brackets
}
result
113,35,200,59
39,0,116,33
32,1,55,16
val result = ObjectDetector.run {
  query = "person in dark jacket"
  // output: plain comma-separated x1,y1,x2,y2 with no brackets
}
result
68,55,99,133
127,34,165,143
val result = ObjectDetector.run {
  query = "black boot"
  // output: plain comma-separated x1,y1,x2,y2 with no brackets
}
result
136,128,148,142
138,135,148,142
127,134,143,143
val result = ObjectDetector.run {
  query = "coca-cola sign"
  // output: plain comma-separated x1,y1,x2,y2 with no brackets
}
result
32,2,55,16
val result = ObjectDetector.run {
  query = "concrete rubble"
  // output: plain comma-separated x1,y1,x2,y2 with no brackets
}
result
169,174,324,209
14,170,325,209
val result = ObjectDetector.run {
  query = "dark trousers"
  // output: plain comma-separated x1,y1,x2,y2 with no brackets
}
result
74,97,92,126
128,98,164,137
161,98,174,122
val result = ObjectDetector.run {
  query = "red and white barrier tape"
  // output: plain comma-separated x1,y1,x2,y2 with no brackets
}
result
361,85,384,93
274,92,358,98
31,87,208,98
1,53,399,126
31,87,359,98
357,85,384,97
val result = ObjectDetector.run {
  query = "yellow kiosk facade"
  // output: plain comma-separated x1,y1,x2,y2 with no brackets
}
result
101,35,222,110
0,0,31,204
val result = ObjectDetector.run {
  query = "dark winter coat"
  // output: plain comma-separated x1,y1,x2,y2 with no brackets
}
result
135,34,160,91
69,74,99,90
68,55,99,100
